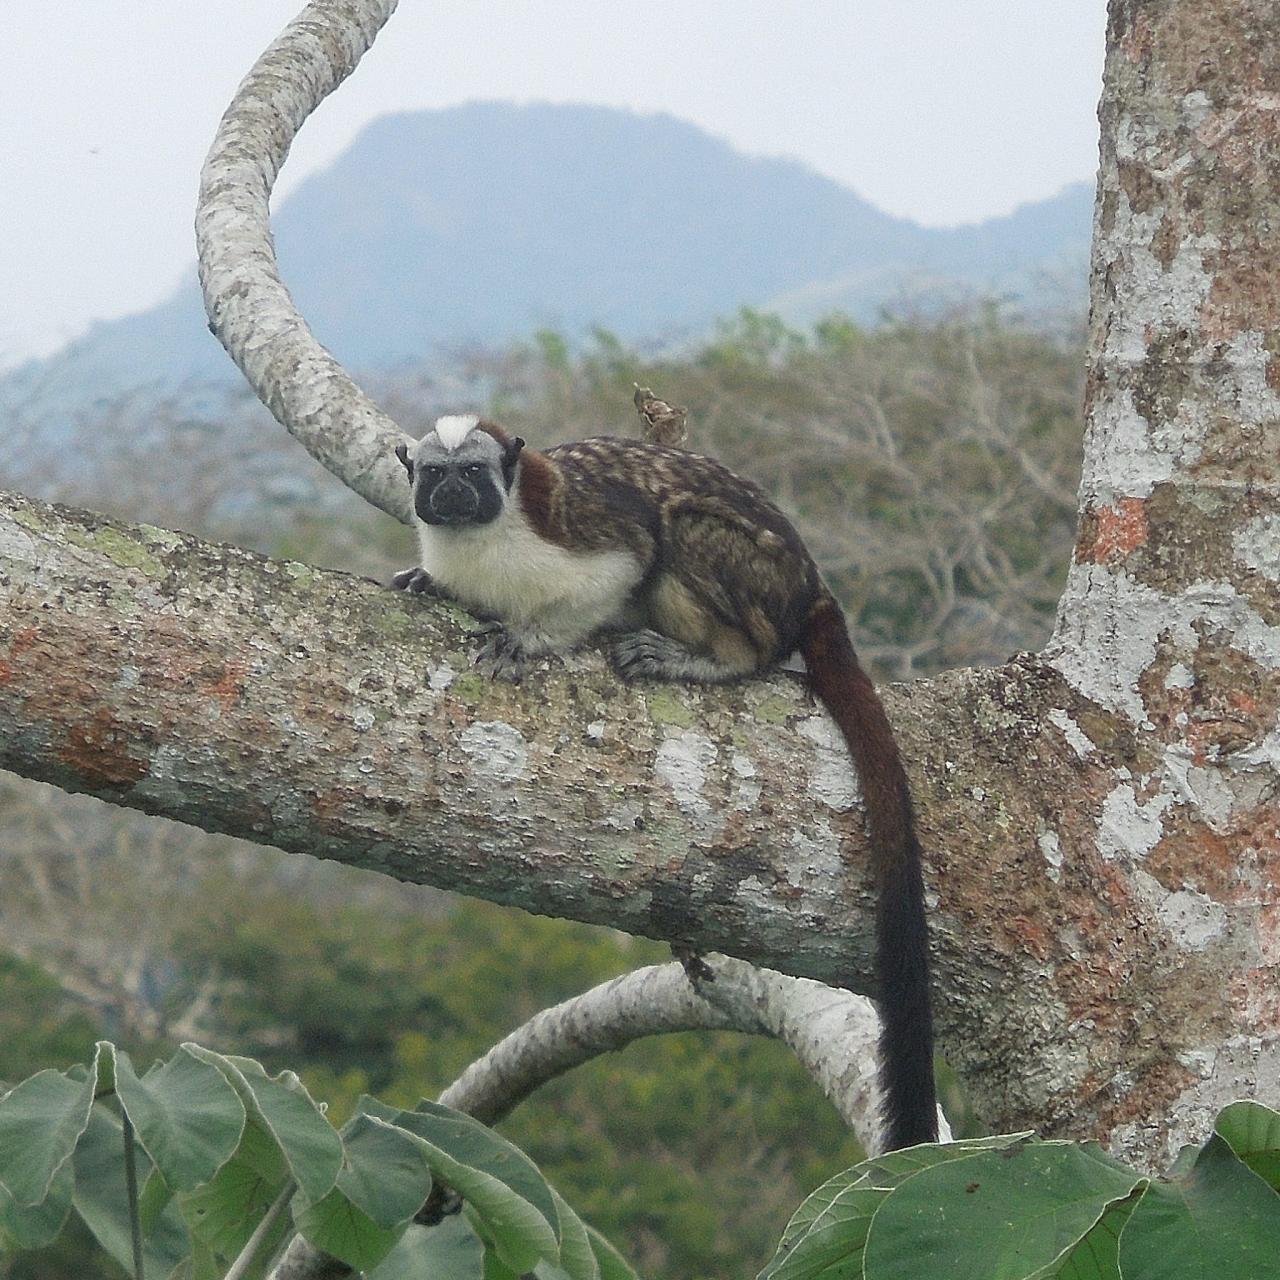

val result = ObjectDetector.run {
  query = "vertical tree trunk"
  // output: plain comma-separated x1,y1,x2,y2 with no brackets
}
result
1044,0,1280,1165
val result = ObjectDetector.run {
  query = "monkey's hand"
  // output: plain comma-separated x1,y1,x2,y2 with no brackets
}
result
390,566,437,595
472,622,534,683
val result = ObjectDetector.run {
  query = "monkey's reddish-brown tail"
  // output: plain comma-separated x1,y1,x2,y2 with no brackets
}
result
800,594,937,1150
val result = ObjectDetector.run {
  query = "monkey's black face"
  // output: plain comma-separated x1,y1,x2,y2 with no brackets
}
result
412,461,505,527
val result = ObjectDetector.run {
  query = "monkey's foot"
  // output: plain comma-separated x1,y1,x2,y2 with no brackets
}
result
391,566,436,595
611,629,694,681
474,624,532,682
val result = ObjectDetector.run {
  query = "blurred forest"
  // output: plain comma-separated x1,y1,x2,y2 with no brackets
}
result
0,308,1083,1279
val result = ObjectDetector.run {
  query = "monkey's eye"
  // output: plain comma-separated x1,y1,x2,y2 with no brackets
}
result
422,465,445,482
463,463,487,479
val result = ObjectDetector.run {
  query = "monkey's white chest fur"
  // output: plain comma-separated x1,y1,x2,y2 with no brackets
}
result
415,506,642,652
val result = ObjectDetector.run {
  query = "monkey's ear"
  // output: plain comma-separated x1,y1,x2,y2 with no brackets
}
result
394,442,414,482
501,436,525,490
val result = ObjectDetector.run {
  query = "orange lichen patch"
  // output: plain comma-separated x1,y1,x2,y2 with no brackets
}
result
1076,498,1149,565
207,660,248,714
1003,915,1052,963
1146,807,1244,903
60,709,150,788
1095,1059,1196,1135
1200,258,1280,345
1260,906,1280,967
0,625,41,685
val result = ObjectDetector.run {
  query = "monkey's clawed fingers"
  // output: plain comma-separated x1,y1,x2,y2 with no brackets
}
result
611,629,683,681
390,566,436,594
474,625,531,682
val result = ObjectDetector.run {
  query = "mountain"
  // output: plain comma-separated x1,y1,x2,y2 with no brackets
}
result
3,103,1092,416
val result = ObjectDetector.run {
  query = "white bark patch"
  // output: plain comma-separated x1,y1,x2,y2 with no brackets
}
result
1037,827,1064,883
0,523,41,569
429,662,457,691
783,822,844,891
1097,781,1169,863
729,750,762,811
1160,747,1238,831
797,715,860,809
1079,390,1179,501
1234,512,1280,585
1047,709,1095,758
1154,886,1228,950
1051,566,1280,719
459,721,529,784
654,730,717,815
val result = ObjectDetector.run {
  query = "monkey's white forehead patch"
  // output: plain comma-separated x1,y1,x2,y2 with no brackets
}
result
434,414,480,452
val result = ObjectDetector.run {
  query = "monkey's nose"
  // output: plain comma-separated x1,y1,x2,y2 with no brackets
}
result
430,479,479,521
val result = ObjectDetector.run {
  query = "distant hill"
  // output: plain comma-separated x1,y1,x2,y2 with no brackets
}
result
3,103,1092,418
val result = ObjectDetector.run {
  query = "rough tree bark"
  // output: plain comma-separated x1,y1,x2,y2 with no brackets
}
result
0,0,1276,1186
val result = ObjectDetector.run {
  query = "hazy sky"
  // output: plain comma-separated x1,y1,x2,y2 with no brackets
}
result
1,1,1106,367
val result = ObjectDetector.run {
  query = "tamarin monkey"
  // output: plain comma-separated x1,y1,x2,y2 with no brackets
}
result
393,414,937,1150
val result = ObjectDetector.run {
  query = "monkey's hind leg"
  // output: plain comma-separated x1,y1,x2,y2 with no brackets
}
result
612,629,754,684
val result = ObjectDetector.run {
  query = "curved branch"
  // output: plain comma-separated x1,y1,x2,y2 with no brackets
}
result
195,0,411,523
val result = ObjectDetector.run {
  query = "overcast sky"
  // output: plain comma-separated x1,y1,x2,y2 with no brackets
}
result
0,1,1106,367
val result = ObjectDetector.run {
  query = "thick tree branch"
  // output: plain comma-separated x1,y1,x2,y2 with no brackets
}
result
4,484,1211,1154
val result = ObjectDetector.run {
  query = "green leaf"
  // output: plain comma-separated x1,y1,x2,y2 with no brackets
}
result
184,1046,341,1204
0,1158,74,1249
337,1113,433,1229
180,1116,288,1259
293,1186,405,1270
545,1188,600,1280
385,1102,560,1273
72,1104,191,1278
863,1142,1143,1280
1216,1099,1280,1191
585,1224,640,1280
368,1217,486,1279
1049,1187,1140,1280
1117,1134,1280,1280
114,1046,246,1193
0,1059,97,1206
761,1135,1030,1280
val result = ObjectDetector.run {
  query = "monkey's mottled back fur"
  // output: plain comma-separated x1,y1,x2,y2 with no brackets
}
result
394,417,938,1150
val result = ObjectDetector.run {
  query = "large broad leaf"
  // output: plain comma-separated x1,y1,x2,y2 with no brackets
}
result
1050,1187,1141,1280
863,1142,1143,1280
184,1046,342,1204
367,1217,486,1280
761,1135,1030,1280
1215,1100,1280,1192
293,1188,406,1271
180,1114,289,1259
291,1108,434,1269
1117,1134,1280,1280
337,1112,433,1229
0,1158,74,1250
383,1101,560,1273
0,1051,99,1206
114,1046,246,1193
71,1103,191,1278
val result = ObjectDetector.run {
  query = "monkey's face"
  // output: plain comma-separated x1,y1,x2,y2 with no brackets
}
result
395,417,523,528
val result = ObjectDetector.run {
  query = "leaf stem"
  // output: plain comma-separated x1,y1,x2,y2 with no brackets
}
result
223,1180,296,1280
121,1111,145,1280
